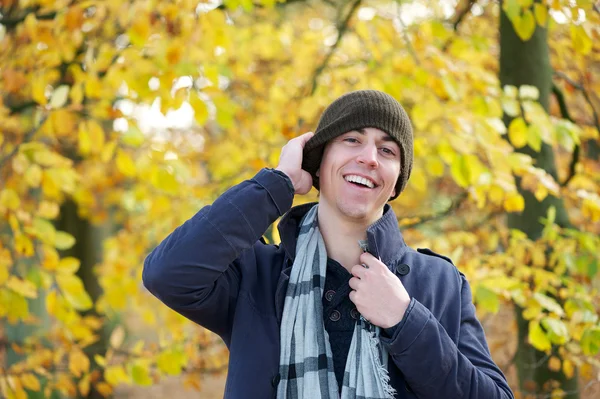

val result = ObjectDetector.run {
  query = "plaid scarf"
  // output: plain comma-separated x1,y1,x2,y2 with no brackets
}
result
277,205,396,399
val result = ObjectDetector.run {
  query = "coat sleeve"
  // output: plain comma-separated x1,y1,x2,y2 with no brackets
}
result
381,274,514,399
142,168,294,343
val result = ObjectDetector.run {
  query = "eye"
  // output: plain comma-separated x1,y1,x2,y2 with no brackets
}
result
343,137,360,143
381,147,396,156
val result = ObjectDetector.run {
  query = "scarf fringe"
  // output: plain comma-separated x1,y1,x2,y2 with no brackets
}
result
367,329,397,399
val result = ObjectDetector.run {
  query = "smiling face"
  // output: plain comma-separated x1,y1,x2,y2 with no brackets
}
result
317,127,401,225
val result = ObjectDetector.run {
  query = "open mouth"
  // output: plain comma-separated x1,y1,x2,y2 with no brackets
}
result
344,174,377,189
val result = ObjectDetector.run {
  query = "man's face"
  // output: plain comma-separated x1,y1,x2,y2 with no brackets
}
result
318,127,401,224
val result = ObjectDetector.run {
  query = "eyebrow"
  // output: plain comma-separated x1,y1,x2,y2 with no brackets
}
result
354,128,396,143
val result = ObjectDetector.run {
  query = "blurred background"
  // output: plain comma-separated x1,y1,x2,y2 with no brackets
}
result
1,0,599,398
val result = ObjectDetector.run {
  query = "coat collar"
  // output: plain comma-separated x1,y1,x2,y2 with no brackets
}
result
277,202,409,272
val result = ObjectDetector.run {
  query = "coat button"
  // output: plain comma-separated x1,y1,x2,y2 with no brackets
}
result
397,264,410,276
324,290,335,302
329,310,341,322
350,308,360,320
272,373,281,387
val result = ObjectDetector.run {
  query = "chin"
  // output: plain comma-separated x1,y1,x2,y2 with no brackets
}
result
336,199,375,221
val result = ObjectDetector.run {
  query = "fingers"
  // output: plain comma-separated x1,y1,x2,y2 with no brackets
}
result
359,252,384,270
351,264,367,279
296,131,314,146
349,276,361,290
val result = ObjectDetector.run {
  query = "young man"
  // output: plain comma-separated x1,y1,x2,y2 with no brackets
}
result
143,90,514,398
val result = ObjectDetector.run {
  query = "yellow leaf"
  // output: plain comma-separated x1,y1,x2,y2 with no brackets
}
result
116,150,136,177
57,257,80,274
157,350,186,375
70,83,84,105
529,320,552,352
94,354,106,367
38,201,60,219
104,365,129,386
513,10,536,41
189,93,209,126
101,140,118,163
87,120,106,155
56,274,93,311
110,326,125,349
504,192,525,212
508,117,528,149
0,189,20,211
95,382,113,397
20,373,41,391
78,374,90,397
50,85,70,109
451,155,470,188
534,3,548,26
527,124,542,152
28,217,56,244
6,276,38,299
14,234,34,257
25,165,43,188
562,359,574,379
548,356,561,372
78,123,92,156
426,157,445,177
84,76,102,99
151,167,179,194
408,168,427,192
131,363,153,386
69,349,90,378
0,260,8,286
32,74,48,105
55,231,76,250
570,25,592,55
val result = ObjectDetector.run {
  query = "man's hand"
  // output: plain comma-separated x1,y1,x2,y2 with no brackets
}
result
276,132,314,195
349,252,411,329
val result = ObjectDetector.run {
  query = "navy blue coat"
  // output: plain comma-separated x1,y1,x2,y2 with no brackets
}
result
142,168,514,399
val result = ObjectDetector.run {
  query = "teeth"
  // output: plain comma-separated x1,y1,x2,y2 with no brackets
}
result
344,175,375,188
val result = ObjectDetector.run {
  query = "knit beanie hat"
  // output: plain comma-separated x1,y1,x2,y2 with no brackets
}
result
301,90,414,201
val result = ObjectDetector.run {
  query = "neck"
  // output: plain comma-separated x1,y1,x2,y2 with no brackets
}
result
317,206,376,273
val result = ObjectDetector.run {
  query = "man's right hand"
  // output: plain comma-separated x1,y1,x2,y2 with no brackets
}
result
276,131,314,195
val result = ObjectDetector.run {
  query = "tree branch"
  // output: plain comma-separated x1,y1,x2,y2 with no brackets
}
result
453,0,476,31
0,116,47,171
395,0,420,65
308,0,362,96
552,84,580,187
553,71,600,133
400,191,468,228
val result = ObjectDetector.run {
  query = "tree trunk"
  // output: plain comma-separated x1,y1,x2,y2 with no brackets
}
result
56,200,112,399
499,4,579,397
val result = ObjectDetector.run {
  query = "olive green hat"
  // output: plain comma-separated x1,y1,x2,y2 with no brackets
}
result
301,90,414,200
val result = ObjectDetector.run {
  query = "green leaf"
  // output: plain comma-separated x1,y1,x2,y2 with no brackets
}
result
55,231,76,250
527,124,542,152
503,0,521,21
581,327,600,356
541,317,569,345
529,320,552,352
475,286,500,313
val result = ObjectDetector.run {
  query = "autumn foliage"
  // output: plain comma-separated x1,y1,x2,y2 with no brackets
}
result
0,0,599,398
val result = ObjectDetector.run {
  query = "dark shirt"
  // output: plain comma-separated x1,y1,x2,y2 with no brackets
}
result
323,258,357,392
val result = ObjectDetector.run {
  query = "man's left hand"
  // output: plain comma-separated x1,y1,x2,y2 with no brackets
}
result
348,252,411,329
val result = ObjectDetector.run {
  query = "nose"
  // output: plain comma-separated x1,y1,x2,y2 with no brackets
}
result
356,143,379,168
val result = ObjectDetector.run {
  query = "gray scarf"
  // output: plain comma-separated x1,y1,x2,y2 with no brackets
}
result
277,205,396,399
